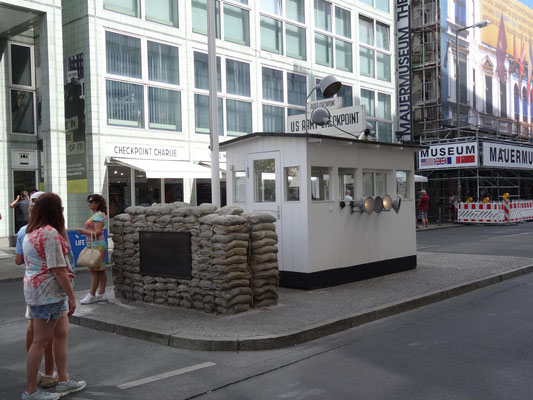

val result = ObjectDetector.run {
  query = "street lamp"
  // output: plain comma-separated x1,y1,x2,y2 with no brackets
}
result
304,75,342,134
455,20,490,137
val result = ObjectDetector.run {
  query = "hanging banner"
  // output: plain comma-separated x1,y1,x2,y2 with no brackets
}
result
418,142,478,169
396,0,412,142
482,142,533,169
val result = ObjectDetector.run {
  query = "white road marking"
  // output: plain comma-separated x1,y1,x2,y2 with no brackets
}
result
117,362,216,389
417,245,439,250
486,232,531,240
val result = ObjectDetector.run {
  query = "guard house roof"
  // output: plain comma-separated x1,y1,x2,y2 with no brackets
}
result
219,132,427,150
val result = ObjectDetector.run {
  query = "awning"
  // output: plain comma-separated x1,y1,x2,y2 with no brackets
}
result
109,157,213,179
415,174,428,183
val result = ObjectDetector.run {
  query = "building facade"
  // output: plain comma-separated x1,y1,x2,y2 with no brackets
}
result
412,0,533,219
1,0,399,244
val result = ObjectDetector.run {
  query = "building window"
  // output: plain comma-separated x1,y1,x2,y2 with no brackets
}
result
316,78,353,107
148,41,179,85
455,0,466,26
500,83,507,118
192,0,250,47
314,0,352,71
311,166,331,201
485,75,493,115
472,68,476,110
522,87,528,122
146,0,178,27
105,32,182,131
262,67,306,132
285,166,300,201
514,84,519,120
361,89,393,142
359,0,390,13
359,17,390,81
260,0,306,60
106,32,142,78
10,43,35,135
234,171,246,202
104,0,139,17
193,51,252,136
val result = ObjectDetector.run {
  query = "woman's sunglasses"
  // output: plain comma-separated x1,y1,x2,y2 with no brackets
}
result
88,199,95,203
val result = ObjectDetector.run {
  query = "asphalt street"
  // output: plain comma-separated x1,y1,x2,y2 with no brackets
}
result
1,223,532,399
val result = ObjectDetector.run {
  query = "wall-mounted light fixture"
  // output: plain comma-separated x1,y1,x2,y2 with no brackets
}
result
342,194,401,214
304,75,342,134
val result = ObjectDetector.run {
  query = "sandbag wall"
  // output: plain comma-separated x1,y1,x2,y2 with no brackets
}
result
111,203,279,314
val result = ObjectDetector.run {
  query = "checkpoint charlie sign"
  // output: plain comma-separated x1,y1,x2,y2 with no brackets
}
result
286,105,365,136
418,142,478,170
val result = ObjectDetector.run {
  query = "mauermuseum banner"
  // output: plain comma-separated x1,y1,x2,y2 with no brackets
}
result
482,142,533,169
418,142,478,170
396,0,411,141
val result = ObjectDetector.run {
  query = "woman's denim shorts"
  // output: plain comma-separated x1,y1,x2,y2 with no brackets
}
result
29,301,67,321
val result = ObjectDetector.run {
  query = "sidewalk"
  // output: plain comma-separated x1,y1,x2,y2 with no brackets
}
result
69,251,533,351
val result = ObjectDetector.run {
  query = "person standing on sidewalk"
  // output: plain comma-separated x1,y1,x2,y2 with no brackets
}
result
15,192,59,390
11,191,30,233
78,194,109,305
418,190,430,229
22,193,86,400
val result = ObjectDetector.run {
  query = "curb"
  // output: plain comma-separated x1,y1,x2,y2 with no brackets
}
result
0,265,111,284
69,263,533,351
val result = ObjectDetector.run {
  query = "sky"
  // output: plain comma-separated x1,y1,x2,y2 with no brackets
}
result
518,0,533,9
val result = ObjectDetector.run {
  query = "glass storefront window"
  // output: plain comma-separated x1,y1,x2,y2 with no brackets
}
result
11,90,35,134
164,178,183,203
135,171,161,206
108,166,132,217
11,44,32,87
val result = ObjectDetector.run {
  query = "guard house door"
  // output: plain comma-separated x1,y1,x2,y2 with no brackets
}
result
247,151,283,265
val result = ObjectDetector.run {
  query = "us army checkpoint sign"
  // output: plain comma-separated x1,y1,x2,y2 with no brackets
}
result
286,105,366,136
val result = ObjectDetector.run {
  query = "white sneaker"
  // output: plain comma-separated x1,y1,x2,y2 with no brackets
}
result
55,379,86,397
95,293,108,303
80,293,97,304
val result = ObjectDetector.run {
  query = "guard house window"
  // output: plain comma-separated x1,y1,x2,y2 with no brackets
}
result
260,0,306,60
359,17,390,81
311,166,331,201
262,67,306,132
364,171,387,196
285,166,300,201
455,0,466,26
104,0,139,17
10,43,35,135
338,168,354,200
396,171,410,199
485,75,493,115
234,171,246,202
500,83,507,118
359,0,390,13
314,0,352,71
192,0,250,47
362,171,374,196
360,89,393,142
194,52,252,136
254,159,276,202
146,0,179,27
105,32,182,131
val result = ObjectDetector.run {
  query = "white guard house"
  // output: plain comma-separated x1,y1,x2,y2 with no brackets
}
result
221,133,424,289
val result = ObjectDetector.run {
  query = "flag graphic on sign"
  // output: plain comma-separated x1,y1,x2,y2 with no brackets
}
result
420,158,433,167
433,157,451,165
456,155,475,164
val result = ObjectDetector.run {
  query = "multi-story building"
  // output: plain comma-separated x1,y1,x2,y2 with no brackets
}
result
412,0,533,218
1,0,399,244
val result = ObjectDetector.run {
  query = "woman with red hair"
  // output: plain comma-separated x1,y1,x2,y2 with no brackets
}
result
22,193,86,400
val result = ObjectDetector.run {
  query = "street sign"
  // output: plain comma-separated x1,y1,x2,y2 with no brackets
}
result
67,229,109,267
286,105,366,136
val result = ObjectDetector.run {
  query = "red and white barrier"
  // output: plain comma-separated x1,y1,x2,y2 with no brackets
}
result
458,200,533,224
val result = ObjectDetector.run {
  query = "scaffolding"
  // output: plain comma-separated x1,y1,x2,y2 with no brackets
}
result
410,0,533,221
